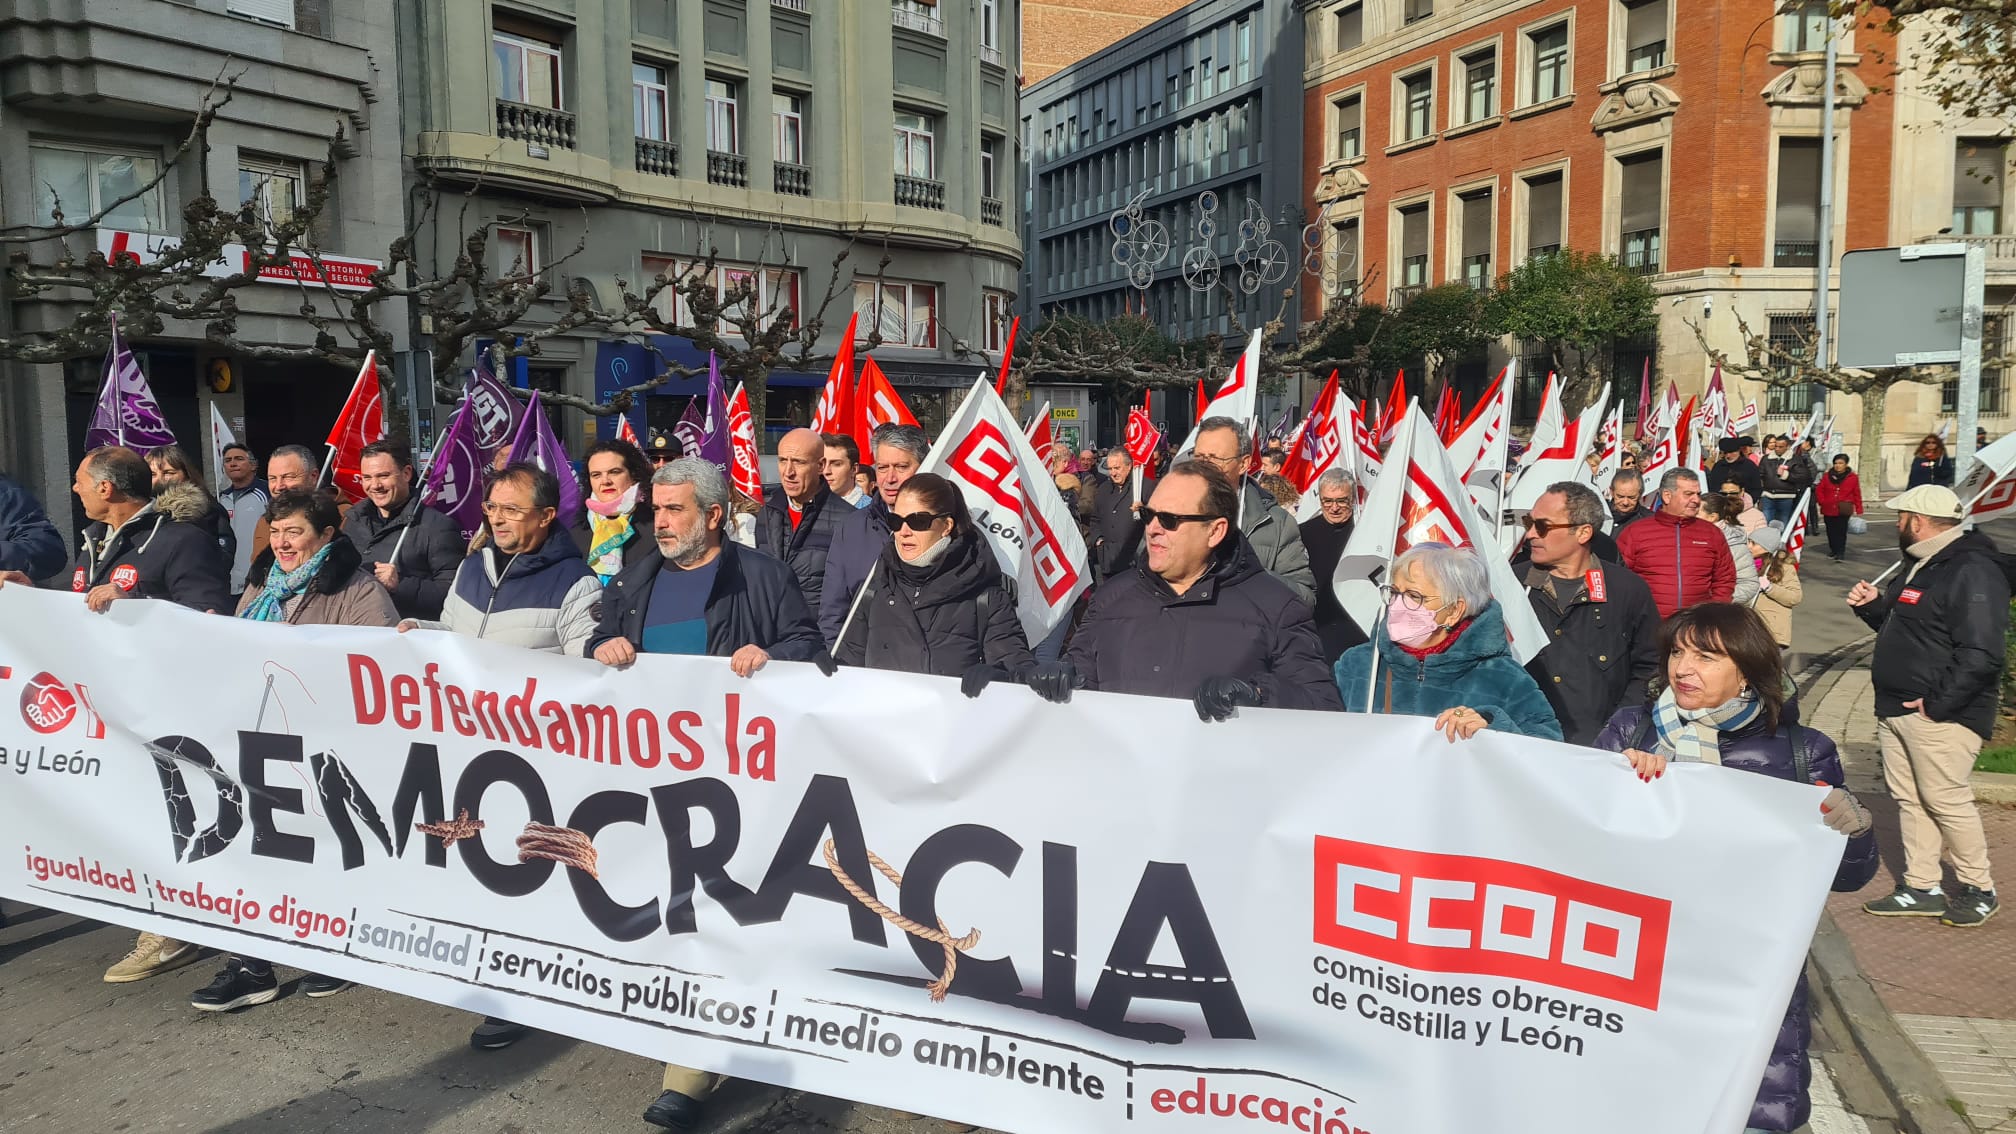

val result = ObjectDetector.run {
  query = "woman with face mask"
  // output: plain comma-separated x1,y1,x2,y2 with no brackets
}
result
1332,543,1561,740
1595,603,1875,1134
834,472,1036,696
573,440,651,585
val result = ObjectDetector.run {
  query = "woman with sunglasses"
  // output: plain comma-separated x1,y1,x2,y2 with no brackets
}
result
1595,603,1874,1134
834,472,1035,695
1333,542,1561,740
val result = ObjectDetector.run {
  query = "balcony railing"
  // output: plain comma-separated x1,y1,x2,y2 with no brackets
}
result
1389,284,1425,307
980,44,1004,67
496,100,577,151
773,0,808,10
774,161,811,196
892,5,945,37
981,196,1004,226
1621,228,1662,275
1950,232,2016,266
1772,241,1818,268
707,150,748,188
635,137,679,177
894,173,945,210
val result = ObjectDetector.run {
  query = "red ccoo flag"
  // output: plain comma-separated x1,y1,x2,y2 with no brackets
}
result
855,356,919,457
726,382,762,500
323,350,386,504
1025,402,1054,463
617,415,642,449
811,312,858,437
1377,370,1407,447
1124,405,1162,468
993,315,1019,396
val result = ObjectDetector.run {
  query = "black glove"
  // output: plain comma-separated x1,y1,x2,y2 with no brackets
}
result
813,651,839,677
1026,660,1079,704
960,663,1001,699
1194,676,1264,722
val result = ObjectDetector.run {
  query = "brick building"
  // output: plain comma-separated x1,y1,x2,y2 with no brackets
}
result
1023,0,1193,84
1298,0,2012,481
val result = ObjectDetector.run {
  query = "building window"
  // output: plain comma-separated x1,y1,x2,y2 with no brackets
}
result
981,136,1001,197
633,64,670,140
706,79,742,155
1334,94,1363,159
1618,150,1664,274
30,143,164,230
494,30,562,108
983,290,1013,353
1332,219,1360,304
1766,314,1816,388
1523,170,1563,259
854,279,940,348
1397,203,1430,293
1459,189,1493,290
1335,3,1362,51
1622,0,1668,72
1527,23,1570,104
1400,70,1435,141
1773,137,1822,267
1237,17,1254,84
1782,0,1830,52
980,0,998,50
894,111,936,178
1955,140,2008,235
494,224,540,276
1461,50,1496,124
1944,315,2007,415
773,94,805,164
1404,0,1433,25
238,157,304,230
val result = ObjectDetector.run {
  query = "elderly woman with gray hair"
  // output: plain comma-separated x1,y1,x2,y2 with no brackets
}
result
1333,542,1562,740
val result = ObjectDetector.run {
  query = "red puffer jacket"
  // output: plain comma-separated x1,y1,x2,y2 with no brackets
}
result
1614,509,1736,616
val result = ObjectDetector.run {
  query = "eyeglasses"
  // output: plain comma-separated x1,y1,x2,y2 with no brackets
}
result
1378,584,1439,611
1319,497,1353,509
894,511,948,532
482,502,543,520
1522,516,1587,536
1144,509,1217,530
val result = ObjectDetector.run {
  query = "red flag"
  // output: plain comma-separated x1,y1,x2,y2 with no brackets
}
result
811,312,858,437
1124,407,1162,467
855,356,919,457
1377,370,1407,447
1432,386,1461,444
617,416,642,449
993,315,1019,396
1195,377,1208,423
1025,403,1054,463
1634,358,1653,442
726,383,762,500
1279,370,1340,491
323,350,385,504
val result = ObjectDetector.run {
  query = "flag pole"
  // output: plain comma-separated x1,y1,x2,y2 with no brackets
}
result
1864,470,2003,586
388,426,453,566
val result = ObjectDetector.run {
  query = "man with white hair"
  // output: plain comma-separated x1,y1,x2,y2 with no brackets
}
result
1297,467,1364,663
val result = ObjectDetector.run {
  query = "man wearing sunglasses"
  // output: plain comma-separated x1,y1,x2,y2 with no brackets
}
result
1520,482,1661,746
1025,458,1340,720
1188,417,1315,606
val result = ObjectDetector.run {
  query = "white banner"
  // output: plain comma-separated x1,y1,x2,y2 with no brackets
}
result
0,589,1846,1134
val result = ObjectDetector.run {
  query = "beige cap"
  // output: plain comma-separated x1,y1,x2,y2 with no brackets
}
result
1884,484,1965,520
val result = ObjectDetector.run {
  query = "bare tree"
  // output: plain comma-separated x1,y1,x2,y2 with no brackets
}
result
1818,0,2016,122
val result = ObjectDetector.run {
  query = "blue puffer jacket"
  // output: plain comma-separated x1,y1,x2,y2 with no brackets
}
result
1333,601,1562,739
1595,697,1879,1133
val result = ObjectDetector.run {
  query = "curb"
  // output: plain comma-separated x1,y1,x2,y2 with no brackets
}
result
1972,771,2016,806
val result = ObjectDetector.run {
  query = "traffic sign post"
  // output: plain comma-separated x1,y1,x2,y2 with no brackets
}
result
1837,244,1986,473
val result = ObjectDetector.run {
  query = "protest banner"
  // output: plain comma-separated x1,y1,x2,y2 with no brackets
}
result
0,588,1844,1134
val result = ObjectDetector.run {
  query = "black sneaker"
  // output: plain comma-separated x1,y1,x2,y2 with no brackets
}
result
643,1090,706,1131
1942,886,2000,927
470,1016,531,1050
1863,885,1947,917
300,973,353,998
190,959,279,1012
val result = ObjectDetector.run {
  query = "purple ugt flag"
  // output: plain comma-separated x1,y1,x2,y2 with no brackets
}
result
465,363,525,466
86,315,177,451
505,390,584,530
695,353,732,472
672,395,707,458
417,395,487,540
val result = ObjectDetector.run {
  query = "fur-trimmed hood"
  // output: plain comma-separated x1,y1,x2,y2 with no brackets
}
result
154,482,219,524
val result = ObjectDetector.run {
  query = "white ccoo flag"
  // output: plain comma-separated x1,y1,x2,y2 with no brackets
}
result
1176,328,1262,455
208,402,238,495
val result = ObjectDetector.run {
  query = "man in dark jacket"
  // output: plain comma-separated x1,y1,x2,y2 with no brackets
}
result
1297,467,1365,664
344,440,463,620
1758,435,1816,528
1709,437,1762,501
1028,459,1342,719
1521,482,1661,745
820,422,927,644
1850,485,2008,927
0,472,65,581
35,448,229,613
1089,448,1146,579
1190,417,1316,605
1607,470,1653,534
754,428,843,612
1616,468,1735,617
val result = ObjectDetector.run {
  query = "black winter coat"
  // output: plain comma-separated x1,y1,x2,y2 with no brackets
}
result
1297,514,1365,664
343,494,464,620
180,492,238,576
1759,451,1816,498
820,497,893,645
1089,475,1146,577
835,532,1035,679
1522,562,1662,745
1853,528,2015,739
1596,698,1878,1133
754,485,843,614
0,473,65,580
1708,456,1762,501
588,540,824,662
1067,530,1343,711
71,485,230,613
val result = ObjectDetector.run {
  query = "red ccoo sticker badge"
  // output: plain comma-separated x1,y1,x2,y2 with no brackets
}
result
71,568,87,592
21,672,79,734
1898,588,1922,606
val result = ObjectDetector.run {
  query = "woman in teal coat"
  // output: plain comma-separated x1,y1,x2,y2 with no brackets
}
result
1335,542,1562,741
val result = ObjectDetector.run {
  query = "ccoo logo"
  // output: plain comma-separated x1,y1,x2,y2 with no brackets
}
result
21,672,79,734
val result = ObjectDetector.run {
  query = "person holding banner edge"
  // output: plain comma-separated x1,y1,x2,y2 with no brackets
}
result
1596,602,1875,1133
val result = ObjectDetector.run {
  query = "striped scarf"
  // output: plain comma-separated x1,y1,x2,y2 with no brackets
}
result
1649,685,1763,766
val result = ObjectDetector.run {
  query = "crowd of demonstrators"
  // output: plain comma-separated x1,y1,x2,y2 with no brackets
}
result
144,444,236,570
1089,447,1146,580
1031,458,1341,718
1699,491,1761,606
1607,470,1652,534
1908,433,1956,489
1815,454,1865,561
1335,543,1561,740
216,442,269,600
1759,434,1817,528
1298,468,1365,665
1188,416,1316,605
1711,437,1763,502
821,433,871,509
1520,483,1662,746
754,428,845,613
1618,469,1737,617
1597,603,1875,1134
1851,485,2009,927
823,423,927,644
579,439,653,585
343,440,463,621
